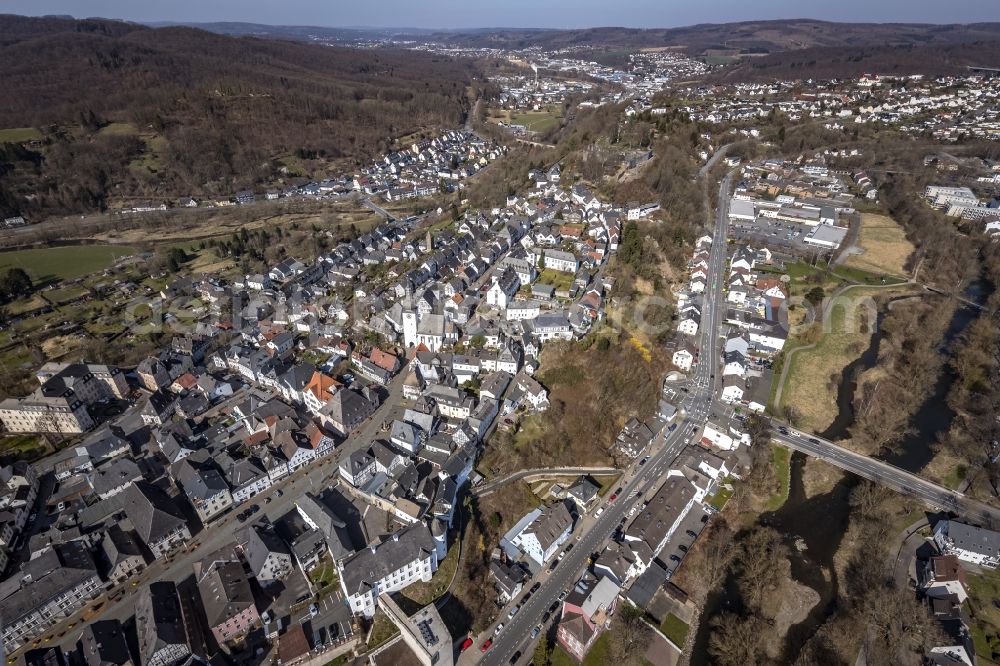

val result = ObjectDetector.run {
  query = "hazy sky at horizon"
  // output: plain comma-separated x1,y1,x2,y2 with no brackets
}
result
4,0,1000,30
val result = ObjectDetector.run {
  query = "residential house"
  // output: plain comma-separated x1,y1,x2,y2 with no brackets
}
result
934,520,1000,569
556,575,620,661
135,582,191,666
512,502,574,567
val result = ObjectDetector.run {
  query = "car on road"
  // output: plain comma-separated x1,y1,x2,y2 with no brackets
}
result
460,638,474,652
531,582,541,593
778,426,789,434
494,623,505,635
510,651,522,664
480,639,492,652
808,437,820,444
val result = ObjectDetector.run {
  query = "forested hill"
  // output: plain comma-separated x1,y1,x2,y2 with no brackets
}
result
0,15,477,218
419,20,1000,55
711,40,1000,82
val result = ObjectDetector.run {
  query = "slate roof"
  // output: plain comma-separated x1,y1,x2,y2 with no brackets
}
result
525,501,574,551
197,560,255,628
340,523,436,596
136,581,189,661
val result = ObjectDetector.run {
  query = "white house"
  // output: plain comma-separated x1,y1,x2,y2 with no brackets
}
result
511,502,574,567
487,269,521,310
544,250,579,274
934,520,1000,569
672,347,694,372
338,523,441,617
720,376,745,404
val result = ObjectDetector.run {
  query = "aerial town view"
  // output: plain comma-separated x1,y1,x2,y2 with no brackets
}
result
1,1,1000,665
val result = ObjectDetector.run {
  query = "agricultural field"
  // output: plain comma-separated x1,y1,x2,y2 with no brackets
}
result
0,127,42,142
842,213,915,278
0,245,137,284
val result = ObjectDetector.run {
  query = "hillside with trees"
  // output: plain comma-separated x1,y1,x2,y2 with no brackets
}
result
0,15,478,219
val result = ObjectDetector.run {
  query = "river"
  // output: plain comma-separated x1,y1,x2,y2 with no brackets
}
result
689,452,853,664
820,286,984,474
691,284,989,662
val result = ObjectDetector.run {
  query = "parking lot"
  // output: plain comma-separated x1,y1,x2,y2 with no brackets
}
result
728,216,817,254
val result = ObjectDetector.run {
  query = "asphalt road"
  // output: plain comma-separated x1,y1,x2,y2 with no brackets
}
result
772,426,1000,527
677,172,733,420
473,420,697,666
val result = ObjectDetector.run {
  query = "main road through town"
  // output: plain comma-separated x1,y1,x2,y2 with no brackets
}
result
474,173,736,666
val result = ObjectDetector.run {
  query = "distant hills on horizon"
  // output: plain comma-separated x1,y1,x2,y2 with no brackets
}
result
26,15,1000,55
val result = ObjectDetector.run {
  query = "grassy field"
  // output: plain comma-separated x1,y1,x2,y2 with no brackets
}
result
489,108,563,133
366,610,400,649
843,213,914,278
0,127,42,142
549,630,610,666
766,445,792,511
0,245,136,284
707,478,734,510
660,613,690,647
777,287,888,432
536,268,575,292
967,568,1000,664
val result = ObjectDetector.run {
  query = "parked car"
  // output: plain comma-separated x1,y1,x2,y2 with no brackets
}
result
686,530,697,538
531,625,541,639
494,623,505,635
542,611,551,623
460,638,474,652
531,582,541,593
510,650,522,664
508,606,519,619
480,640,492,652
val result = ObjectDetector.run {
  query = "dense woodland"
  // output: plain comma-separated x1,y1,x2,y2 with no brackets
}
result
713,40,1000,82
0,15,478,219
